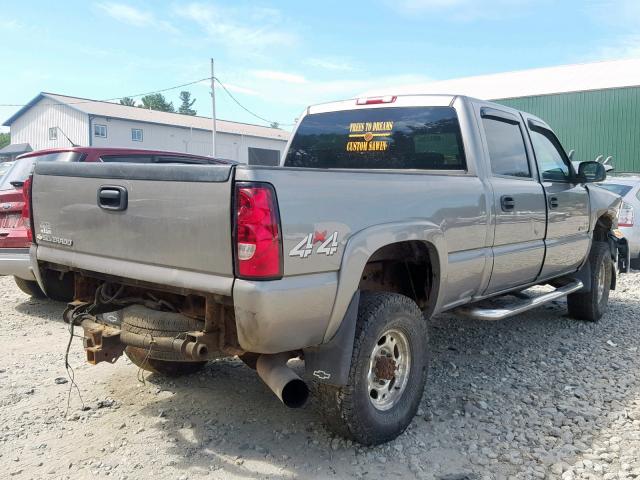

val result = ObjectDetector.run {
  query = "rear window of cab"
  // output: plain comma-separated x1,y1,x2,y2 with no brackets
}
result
284,106,466,170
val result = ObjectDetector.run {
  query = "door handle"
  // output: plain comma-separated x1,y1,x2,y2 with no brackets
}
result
500,195,516,211
98,186,128,211
548,196,559,209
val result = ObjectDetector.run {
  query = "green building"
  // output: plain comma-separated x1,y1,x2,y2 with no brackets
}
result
497,86,640,173
377,58,640,172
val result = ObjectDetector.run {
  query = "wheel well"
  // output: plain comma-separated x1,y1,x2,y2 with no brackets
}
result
594,214,614,242
357,241,439,313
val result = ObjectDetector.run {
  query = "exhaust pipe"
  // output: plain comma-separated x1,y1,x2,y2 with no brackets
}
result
256,353,309,408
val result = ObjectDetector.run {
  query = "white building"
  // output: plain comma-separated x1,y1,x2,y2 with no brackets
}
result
2,92,290,165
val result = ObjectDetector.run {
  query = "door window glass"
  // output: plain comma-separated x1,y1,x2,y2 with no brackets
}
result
530,129,571,182
482,118,530,178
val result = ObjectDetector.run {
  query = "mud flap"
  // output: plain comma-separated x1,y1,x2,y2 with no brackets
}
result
611,231,630,275
303,291,360,386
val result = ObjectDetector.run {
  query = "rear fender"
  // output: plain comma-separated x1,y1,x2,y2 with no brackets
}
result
323,220,446,343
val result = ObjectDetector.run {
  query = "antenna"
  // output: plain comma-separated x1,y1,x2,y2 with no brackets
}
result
55,126,78,147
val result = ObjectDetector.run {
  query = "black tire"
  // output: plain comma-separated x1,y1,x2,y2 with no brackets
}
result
631,257,640,270
567,241,612,322
14,277,46,299
125,346,206,376
315,292,428,445
41,270,75,302
121,306,207,376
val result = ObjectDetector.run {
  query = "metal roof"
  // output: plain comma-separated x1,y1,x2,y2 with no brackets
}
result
361,58,640,100
0,143,32,155
3,92,290,141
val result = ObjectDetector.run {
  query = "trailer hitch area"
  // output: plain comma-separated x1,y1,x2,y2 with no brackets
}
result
83,321,125,365
63,301,126,365
62,302,225,364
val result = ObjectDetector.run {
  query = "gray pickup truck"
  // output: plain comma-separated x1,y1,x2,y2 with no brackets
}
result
29,94,627,445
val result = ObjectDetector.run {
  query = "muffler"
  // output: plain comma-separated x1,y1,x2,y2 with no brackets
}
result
256,353,309,408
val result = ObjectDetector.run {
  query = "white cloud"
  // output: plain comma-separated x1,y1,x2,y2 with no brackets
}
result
388,0,536,20
590,34,640,60
0,19,23,31
175,3,296,53
96,2,178,33
227,72,433,108
306,57,354,72
219,82,260,96
251,70,307,84
584,1,640,60
587,0,640,28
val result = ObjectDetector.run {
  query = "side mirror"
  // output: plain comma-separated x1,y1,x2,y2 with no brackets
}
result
9,180,24,188
578,161,606,183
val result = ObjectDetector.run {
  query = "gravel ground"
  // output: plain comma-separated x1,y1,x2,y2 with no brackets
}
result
1,272,640,480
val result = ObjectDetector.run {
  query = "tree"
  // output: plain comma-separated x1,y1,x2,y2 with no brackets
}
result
139,93,175,112
0,132,9,149
119,97,136,107
178,91,196,115
270,122,280,129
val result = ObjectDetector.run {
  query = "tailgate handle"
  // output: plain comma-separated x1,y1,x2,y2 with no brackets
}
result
98,186,128,211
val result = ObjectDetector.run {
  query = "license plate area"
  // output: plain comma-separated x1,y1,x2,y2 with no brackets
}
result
0,213,21,229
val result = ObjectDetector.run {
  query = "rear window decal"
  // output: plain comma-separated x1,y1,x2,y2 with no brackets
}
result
347,121,394,152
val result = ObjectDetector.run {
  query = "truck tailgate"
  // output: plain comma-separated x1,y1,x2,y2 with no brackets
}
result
32,162,235,294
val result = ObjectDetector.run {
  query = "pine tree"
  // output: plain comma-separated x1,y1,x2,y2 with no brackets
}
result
139,93,175,112
178,91,197,116
119,97,136,107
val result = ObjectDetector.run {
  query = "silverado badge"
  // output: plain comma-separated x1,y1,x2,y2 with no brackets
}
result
36,222,73,247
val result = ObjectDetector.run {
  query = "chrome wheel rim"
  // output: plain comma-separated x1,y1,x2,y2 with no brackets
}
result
367,328,411,411
596,257,607,302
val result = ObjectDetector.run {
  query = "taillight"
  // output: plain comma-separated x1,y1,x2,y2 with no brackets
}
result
356,95,397,105
234,183,282,279
619,202,634,227
21,175,33,242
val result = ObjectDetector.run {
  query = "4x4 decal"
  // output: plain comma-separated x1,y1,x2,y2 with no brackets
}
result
289,231,339,258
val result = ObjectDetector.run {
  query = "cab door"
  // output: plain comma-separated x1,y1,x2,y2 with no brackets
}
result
479,107,547,294
525,118,590,279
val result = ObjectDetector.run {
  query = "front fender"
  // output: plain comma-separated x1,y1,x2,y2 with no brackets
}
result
322,220,446,342
587,184,621,232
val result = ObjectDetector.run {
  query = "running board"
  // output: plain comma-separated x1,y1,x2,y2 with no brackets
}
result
456,281,584,321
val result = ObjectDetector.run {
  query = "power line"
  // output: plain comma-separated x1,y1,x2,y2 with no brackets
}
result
0,77,212,108
0,75,295,128
101,77,213,103
214,76,295,127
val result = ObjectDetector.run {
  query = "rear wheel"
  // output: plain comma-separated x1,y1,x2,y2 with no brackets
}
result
41,270,75,302
15,271,75,302
315,292,428,445
121,306,207,376
567,241,612,322
14,277,46,299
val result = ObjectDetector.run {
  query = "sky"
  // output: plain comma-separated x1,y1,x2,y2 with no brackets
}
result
1,0,640,133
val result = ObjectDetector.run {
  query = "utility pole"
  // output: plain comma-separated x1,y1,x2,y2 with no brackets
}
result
210,58,217,158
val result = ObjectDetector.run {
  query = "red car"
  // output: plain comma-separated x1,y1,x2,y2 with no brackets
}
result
0,147,227,300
